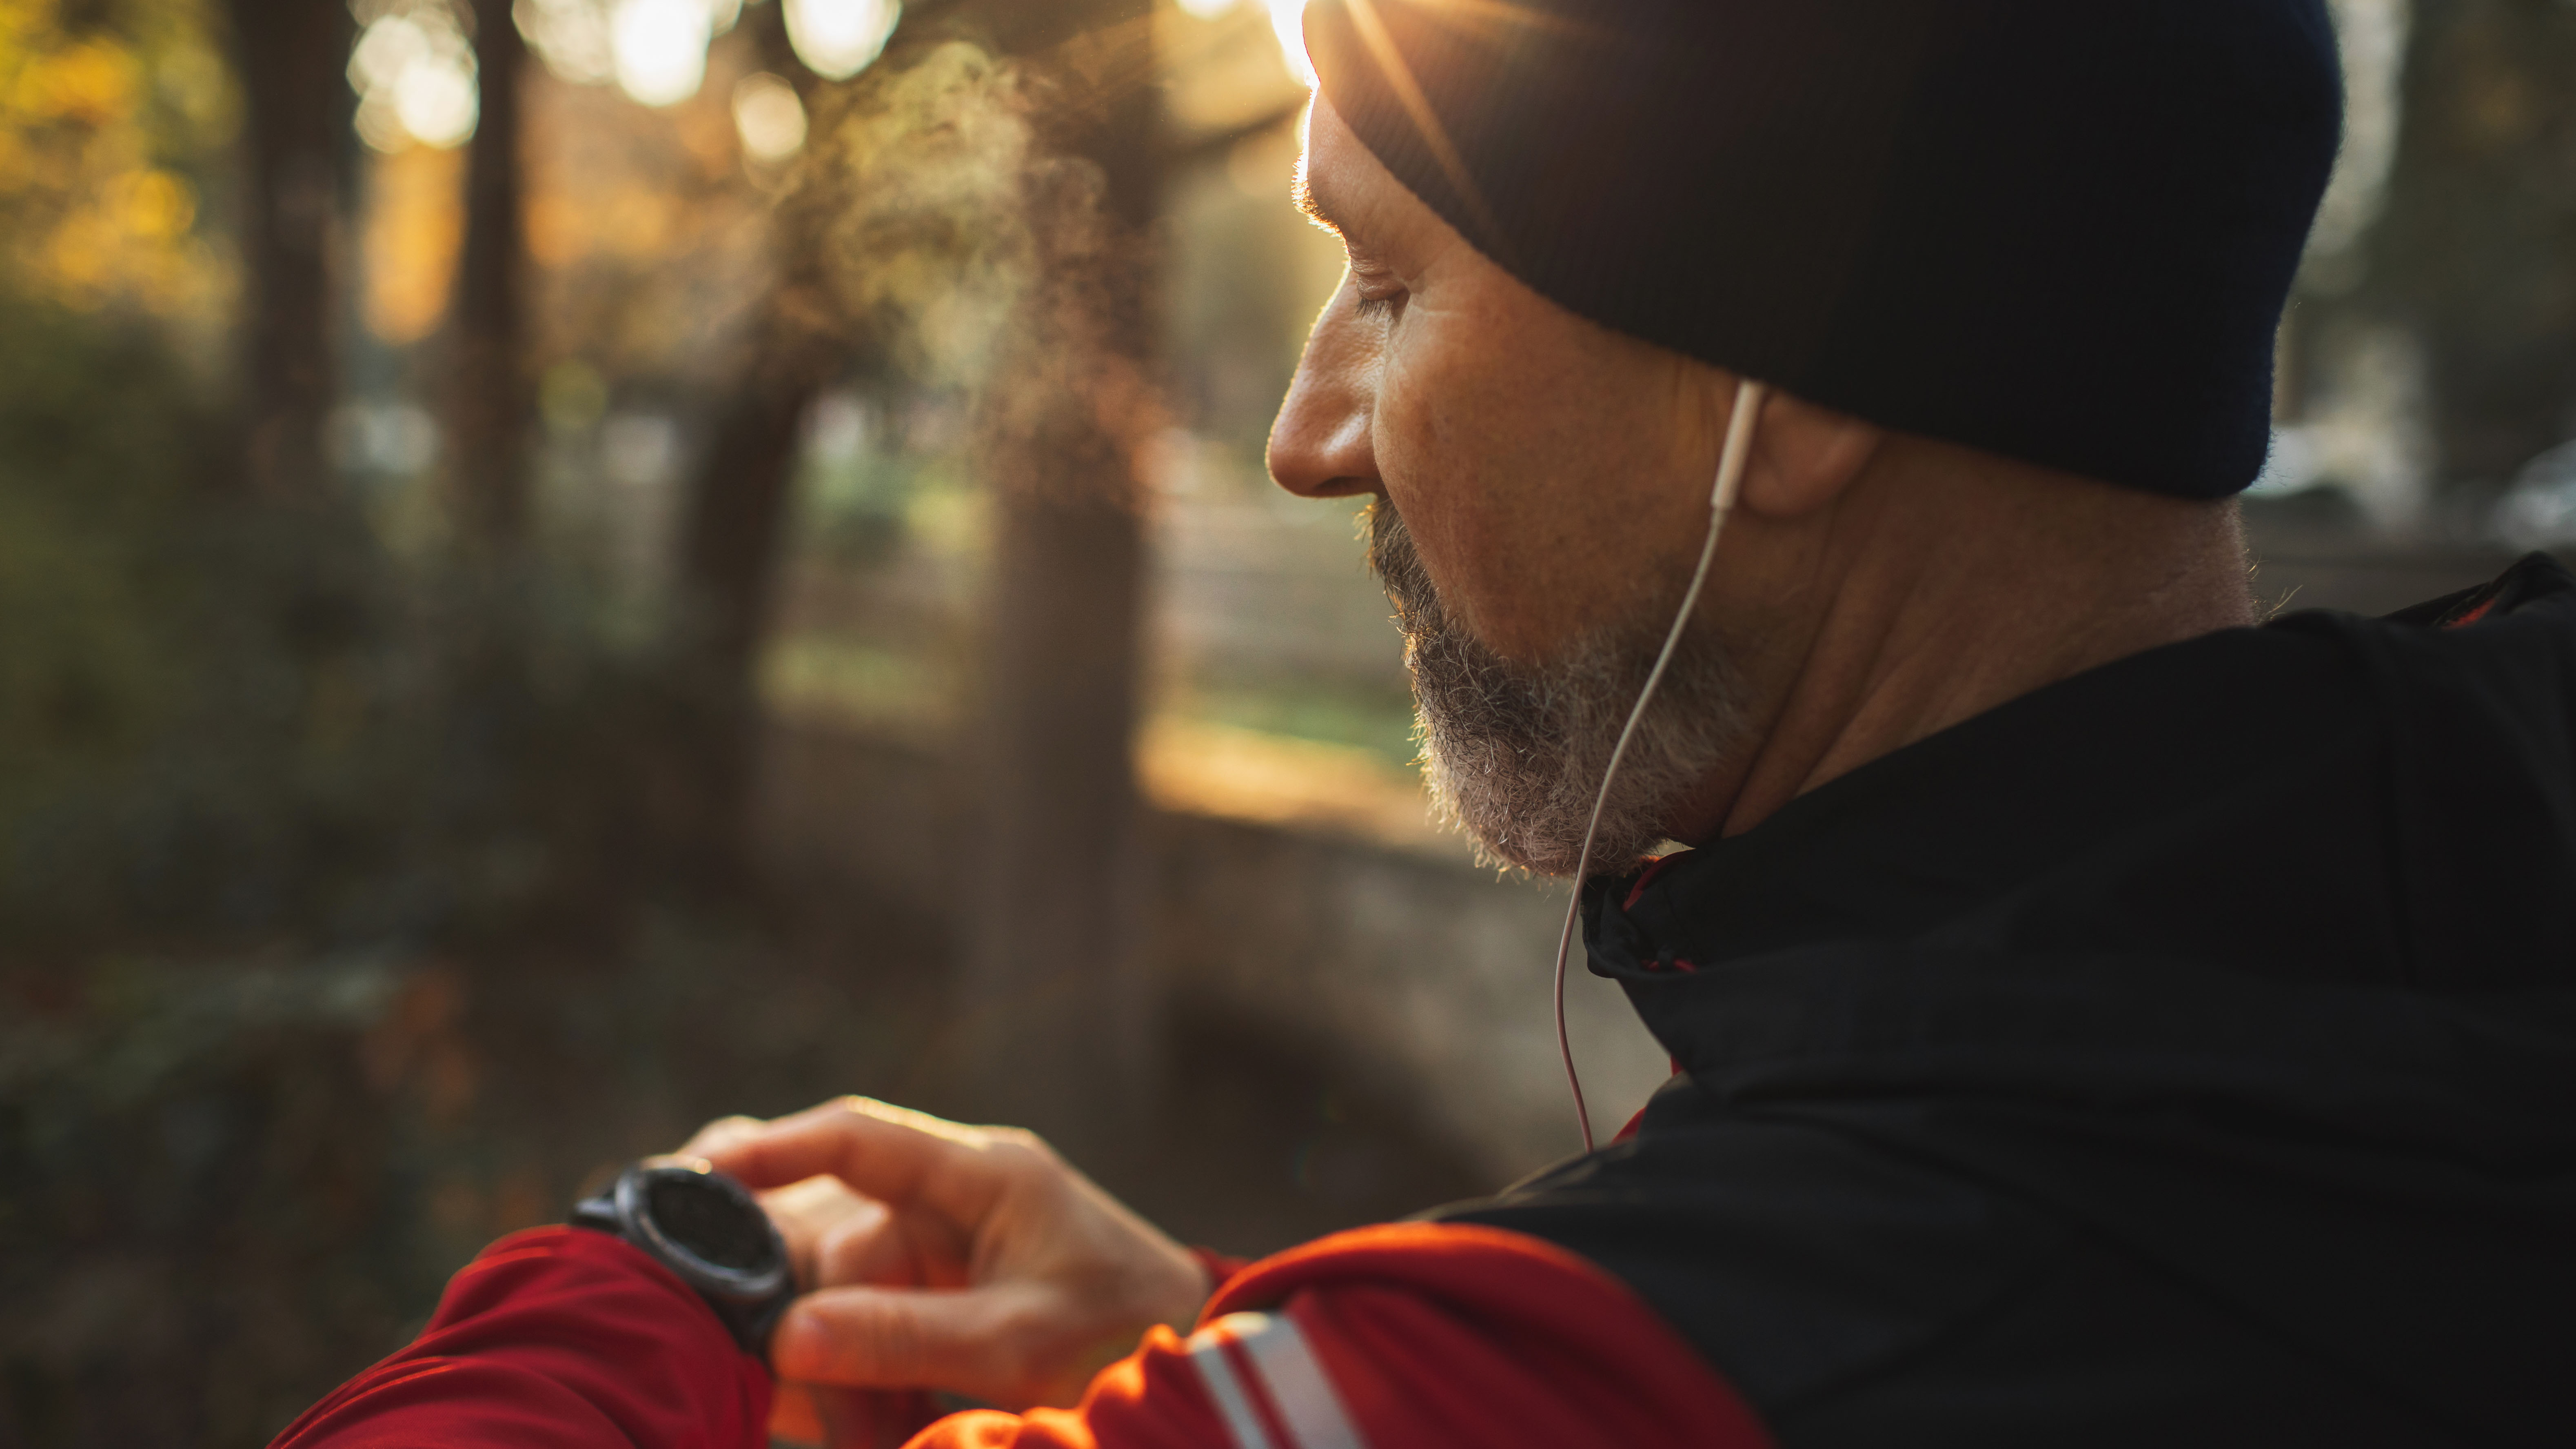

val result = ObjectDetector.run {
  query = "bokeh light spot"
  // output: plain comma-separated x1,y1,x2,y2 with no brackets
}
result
349,5,480,151
784,0,900,81
733,72,809,164
612,0,714,107
514,0,616,86
394,53,479,145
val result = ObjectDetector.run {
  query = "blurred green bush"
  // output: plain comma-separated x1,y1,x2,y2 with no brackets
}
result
0,293,390,944
0,246,707,1449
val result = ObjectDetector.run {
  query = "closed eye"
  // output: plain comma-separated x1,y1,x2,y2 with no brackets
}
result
1347,258,1406,318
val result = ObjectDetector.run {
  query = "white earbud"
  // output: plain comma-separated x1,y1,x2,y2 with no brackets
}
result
1553,377,1767,1152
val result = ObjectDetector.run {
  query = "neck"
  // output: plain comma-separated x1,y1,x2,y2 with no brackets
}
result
1671,438,2255,843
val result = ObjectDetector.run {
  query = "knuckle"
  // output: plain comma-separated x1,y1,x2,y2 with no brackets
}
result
986,1127,1057,1169
815,1223,874,1285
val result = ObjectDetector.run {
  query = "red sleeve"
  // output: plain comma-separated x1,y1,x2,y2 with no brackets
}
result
903,1221,1774,1449
268,1226,771,1449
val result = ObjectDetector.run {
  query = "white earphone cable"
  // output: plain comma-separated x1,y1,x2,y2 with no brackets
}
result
1553,378,1767,1152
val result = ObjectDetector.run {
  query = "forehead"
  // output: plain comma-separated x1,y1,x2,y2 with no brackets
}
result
1298,95,1417,244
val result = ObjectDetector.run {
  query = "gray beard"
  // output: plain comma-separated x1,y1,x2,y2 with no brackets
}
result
1365,499,1750,878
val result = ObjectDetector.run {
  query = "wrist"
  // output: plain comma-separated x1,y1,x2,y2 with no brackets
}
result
1187,1246,1247,1316
571,1159,797,1360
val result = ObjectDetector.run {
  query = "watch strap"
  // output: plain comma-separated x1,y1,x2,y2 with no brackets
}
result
568,1167,793,1359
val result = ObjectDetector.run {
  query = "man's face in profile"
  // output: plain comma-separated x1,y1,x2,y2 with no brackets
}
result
1267,98,1752,875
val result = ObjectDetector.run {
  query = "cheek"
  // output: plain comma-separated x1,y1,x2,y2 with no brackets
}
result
1372,333,1507,643
1370,299,1691,660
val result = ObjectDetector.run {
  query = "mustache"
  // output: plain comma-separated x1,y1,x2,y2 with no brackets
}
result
1363,497,1436,638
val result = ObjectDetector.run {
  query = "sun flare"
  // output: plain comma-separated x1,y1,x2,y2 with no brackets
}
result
1267,0,1314,86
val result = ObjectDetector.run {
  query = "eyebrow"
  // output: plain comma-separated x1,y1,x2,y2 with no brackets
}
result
1293,172,1348,238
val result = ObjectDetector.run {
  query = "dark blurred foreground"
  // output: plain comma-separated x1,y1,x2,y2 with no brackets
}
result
3,867,1491,1445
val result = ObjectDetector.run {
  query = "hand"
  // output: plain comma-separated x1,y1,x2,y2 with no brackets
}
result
666,1134,941,1449
679,1098,1212,1415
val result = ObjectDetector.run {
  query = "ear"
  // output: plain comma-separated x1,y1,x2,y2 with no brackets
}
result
1736,389,1883,519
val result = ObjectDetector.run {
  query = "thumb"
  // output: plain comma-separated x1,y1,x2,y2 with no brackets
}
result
774,1281,1052,1403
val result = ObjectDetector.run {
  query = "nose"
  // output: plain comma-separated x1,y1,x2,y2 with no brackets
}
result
1267,278,1381,499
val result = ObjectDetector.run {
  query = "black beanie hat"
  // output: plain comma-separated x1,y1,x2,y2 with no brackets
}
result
1302,0,2345,499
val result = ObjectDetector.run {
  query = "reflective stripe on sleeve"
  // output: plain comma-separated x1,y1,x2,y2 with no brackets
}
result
1185,1310,1367,1449
1187,1315,1279,1449
1233,1309,1365,1449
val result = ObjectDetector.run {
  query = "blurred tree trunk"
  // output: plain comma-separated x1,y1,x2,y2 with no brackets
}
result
447,0,533,546
2361,0,2576,484
659,17,848,894
959,0,1163,1161
426,0,541,954
660,294,841,894
224,0,352,504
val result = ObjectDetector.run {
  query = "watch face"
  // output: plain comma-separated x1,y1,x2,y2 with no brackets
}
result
645,1173,775,1273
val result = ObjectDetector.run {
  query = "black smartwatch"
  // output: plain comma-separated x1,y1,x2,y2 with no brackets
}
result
570,1159,796,1359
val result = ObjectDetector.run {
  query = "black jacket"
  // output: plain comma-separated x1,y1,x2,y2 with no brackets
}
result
1438,555,2576,1447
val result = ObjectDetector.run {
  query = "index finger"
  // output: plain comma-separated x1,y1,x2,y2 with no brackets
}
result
703,1097,1018,1221
677,1114,765,1162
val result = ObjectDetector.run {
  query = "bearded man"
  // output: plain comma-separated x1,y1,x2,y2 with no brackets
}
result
276,2,2576,1447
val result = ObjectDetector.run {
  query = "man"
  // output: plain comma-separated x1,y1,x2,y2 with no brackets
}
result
276,1,2576,1445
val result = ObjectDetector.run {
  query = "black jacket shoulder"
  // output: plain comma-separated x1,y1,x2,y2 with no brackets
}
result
1431,556,2576,1447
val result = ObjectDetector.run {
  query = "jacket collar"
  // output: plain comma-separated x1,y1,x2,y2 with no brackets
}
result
1585,552,2576,995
